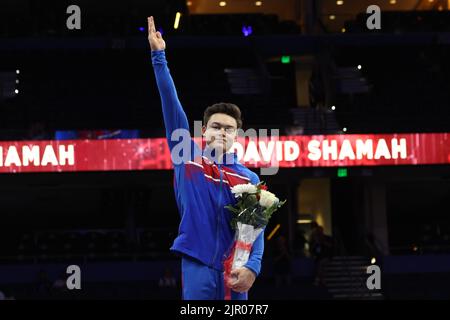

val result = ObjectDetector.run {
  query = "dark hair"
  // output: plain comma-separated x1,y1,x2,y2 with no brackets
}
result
203,102,242,129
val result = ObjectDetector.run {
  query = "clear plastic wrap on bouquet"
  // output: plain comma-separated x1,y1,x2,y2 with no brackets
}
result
223,222,263,291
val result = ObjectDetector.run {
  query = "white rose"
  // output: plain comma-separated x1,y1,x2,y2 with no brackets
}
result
259,189,279,208
231,183,257,198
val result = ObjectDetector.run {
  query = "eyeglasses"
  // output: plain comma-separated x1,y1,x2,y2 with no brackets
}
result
208,124,237,134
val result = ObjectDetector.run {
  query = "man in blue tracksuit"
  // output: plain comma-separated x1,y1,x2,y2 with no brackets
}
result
148,16,264,300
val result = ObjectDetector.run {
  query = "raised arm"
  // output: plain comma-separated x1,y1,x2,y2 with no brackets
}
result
148,16,190,151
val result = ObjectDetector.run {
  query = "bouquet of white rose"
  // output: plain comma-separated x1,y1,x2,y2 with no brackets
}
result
223,182,286,290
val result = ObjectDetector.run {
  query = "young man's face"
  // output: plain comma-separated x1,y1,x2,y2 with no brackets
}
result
202,113,238,154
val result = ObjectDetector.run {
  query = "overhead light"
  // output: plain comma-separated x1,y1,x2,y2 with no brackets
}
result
219,1,227,6
428,0,434,2
371,257,376,264
16,79,19,84
15,89,19,94
343,127,347,132
242,25,253,37
341,27,346,33
336,0,344,5
329,15,336,20
331,105,336,111
174,12,181,29
255,1,262,6
16,69,20,74
357,64,362,70
389,0,396,4
186,1,192,6
297,219,313,224
438,5,443,11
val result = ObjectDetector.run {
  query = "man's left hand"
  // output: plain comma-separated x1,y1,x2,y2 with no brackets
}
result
228,267,256,293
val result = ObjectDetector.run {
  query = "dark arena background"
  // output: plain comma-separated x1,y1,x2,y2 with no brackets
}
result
1,0,450,303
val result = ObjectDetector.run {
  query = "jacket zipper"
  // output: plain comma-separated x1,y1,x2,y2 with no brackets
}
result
211,163,223,267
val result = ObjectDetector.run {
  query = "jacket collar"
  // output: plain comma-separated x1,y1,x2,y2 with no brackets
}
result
202,145,238,166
